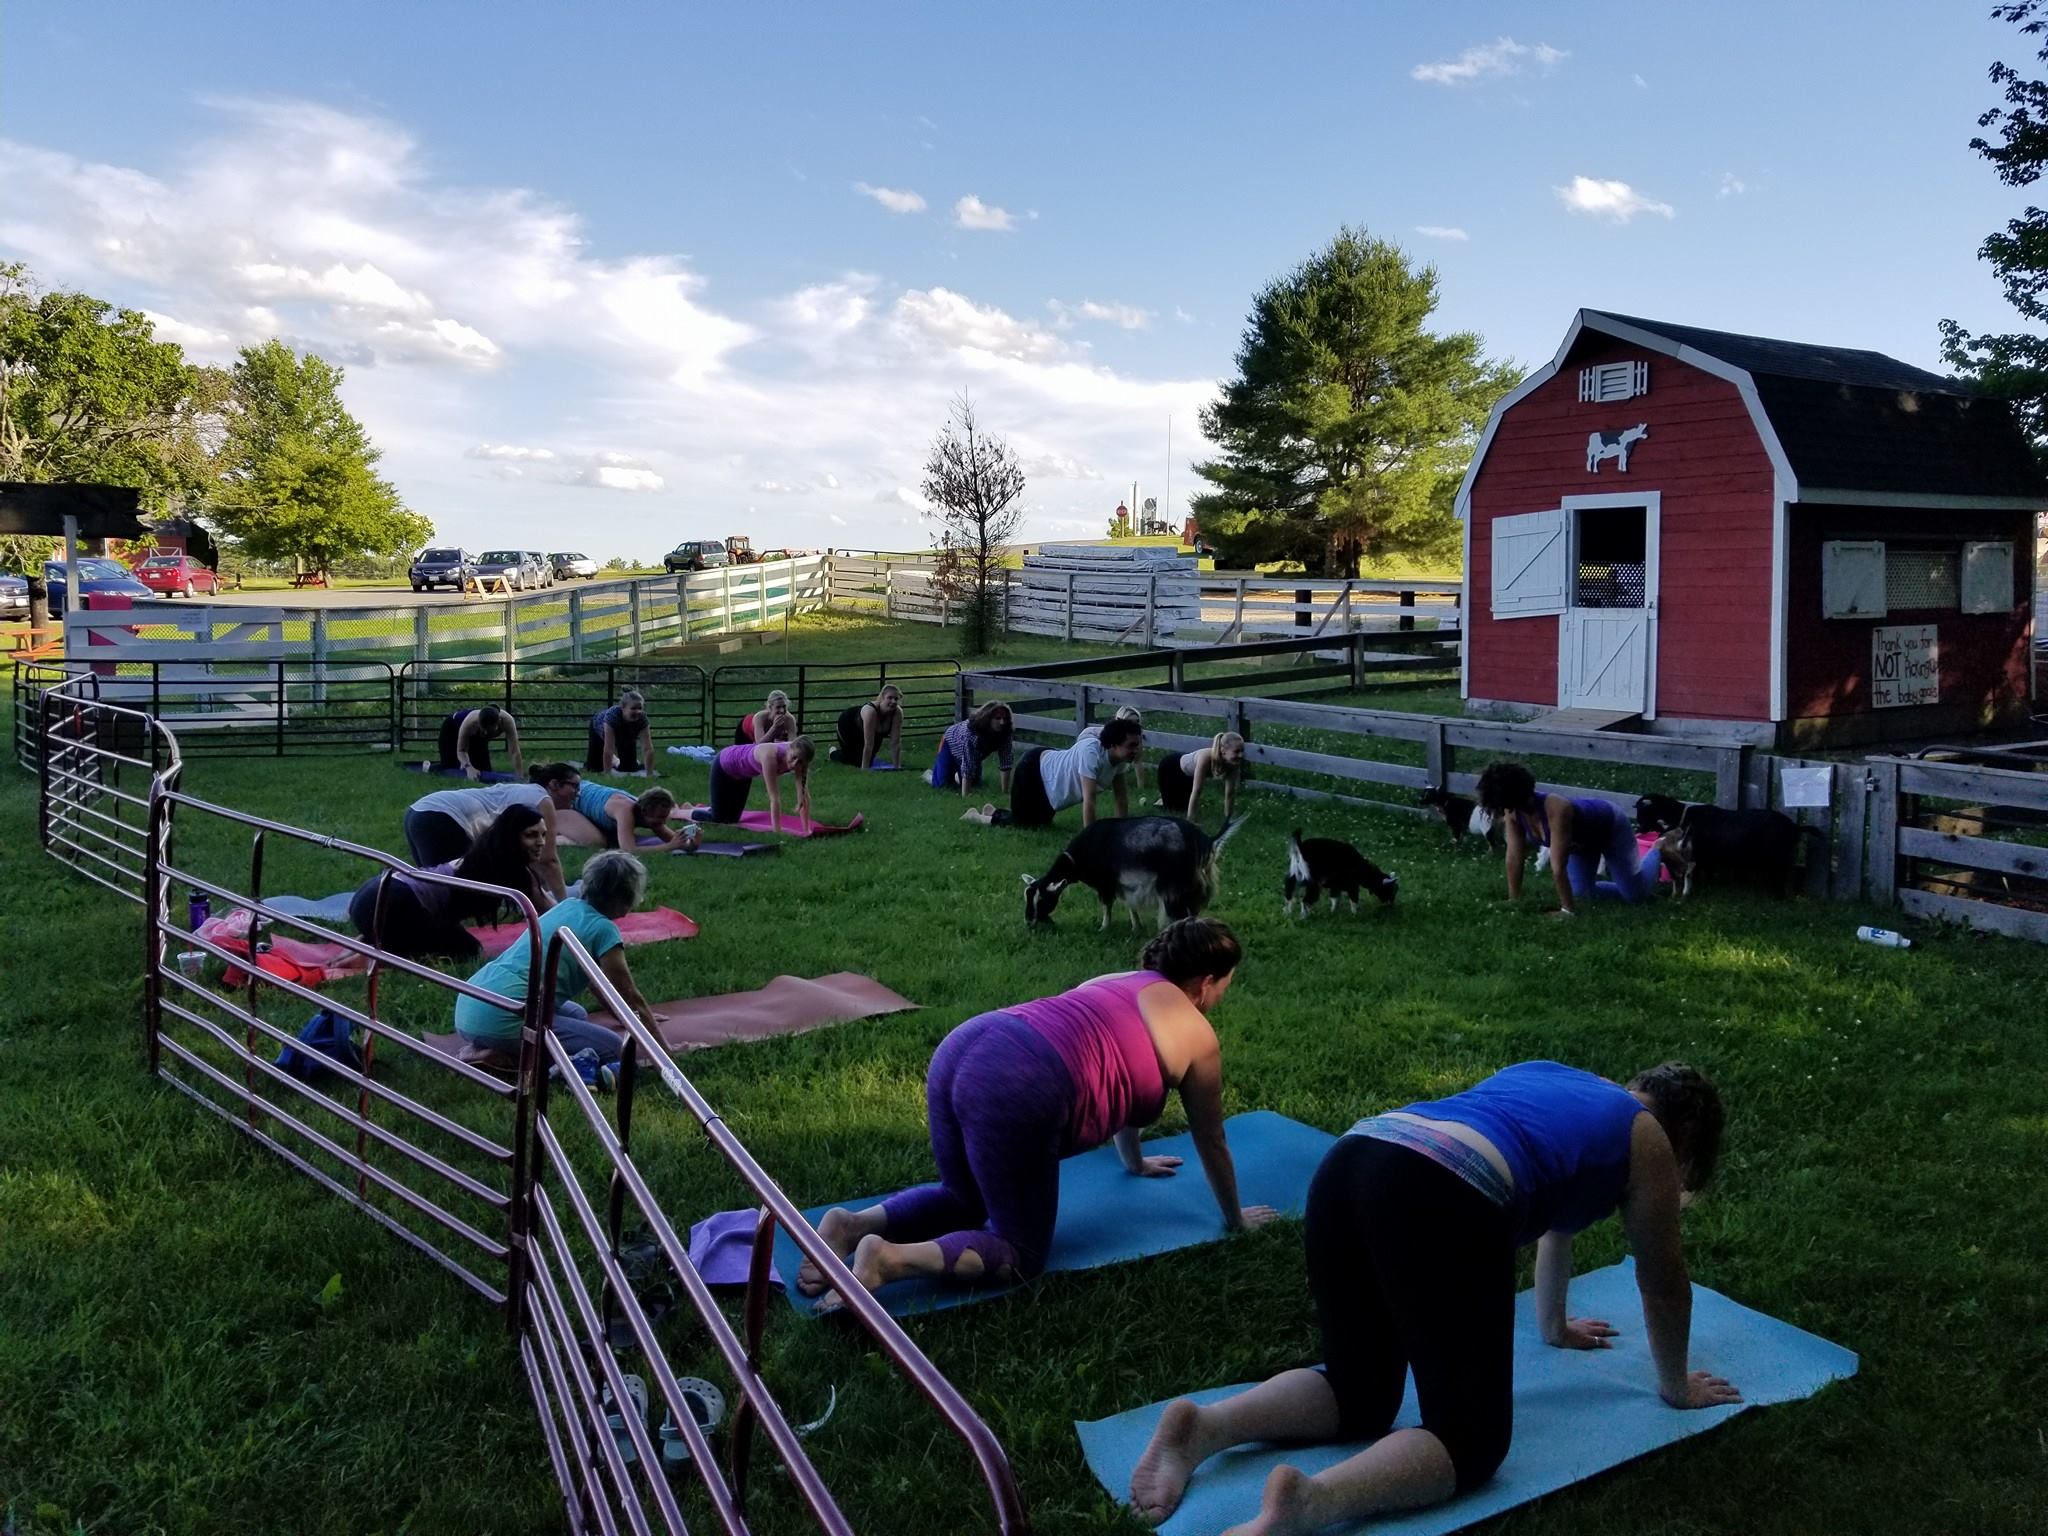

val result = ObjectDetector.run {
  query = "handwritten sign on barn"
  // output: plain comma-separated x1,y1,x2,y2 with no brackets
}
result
1871,624,1939,708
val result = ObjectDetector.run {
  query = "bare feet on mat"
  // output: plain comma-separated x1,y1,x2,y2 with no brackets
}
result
1130,1398,1207,1525
794,1207,862,1296
811,1232,892,1314
1221,1464,1322,1536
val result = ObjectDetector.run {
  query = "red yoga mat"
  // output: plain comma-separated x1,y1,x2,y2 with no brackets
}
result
470,905,701,959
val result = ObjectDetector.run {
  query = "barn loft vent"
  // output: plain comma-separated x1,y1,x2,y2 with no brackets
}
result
1578,360,1649,403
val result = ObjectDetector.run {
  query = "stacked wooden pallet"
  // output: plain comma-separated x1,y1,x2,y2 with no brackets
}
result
1008,545,1201,645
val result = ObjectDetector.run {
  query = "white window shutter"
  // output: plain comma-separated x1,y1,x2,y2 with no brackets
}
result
1961,541,2015,614
1491,510,1567,619
1821,540,1887,619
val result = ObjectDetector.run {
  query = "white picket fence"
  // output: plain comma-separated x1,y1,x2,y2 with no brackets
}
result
63,556,830,668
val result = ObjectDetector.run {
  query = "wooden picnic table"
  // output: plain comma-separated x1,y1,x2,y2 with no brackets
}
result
289,571,329,589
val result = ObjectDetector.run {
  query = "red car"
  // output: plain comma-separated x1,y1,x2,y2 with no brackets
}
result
132,550,219,598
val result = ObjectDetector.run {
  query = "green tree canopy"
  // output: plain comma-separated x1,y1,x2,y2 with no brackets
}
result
1191,227,1517,574
209,340,429,570
1941,1,2048,456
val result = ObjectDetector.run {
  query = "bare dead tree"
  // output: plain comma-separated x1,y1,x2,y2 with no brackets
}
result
920,393,1026,653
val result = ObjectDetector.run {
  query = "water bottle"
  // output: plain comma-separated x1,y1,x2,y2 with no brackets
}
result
1856,926,1913,950
187,892,210,931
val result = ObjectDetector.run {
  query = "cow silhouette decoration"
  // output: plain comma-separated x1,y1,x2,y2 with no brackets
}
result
1586,423,1649,474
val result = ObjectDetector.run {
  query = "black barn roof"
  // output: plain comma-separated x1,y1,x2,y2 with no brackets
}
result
1581,311,2048,503
0,482,151,540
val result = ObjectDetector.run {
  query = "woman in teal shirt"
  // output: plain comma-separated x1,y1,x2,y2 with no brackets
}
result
453,850,666,1064
531,763,702,852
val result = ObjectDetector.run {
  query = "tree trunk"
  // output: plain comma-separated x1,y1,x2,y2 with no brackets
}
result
27,574,49,634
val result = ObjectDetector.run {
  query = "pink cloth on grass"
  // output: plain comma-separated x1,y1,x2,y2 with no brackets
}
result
470,905,700,959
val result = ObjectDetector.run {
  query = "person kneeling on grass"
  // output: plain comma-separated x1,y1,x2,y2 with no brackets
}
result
531,762,702,852
830,683,905,770
437,703,522,779
1128,1060,1736,1536
931,701,1015,796
1009,716,1144,828
693,736,814,832
587,688,656,777
452,850,666,1070
1156,731,1244,822
1476,760,1665,920
350,804,553,961
795,917,1276,1310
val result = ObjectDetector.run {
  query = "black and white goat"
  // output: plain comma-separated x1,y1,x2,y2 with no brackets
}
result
1634,793,1817,898
1283,829,1399,916
1420,783,1496,845
1023,815,1244,930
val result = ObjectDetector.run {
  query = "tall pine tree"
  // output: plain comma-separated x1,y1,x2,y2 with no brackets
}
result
1191,228,1517,574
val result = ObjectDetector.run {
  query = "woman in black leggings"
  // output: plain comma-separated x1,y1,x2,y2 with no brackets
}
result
349,804,552,960
1129,1060,1737,1535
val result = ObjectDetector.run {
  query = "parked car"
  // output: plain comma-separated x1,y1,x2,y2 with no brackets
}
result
724,535,757,564
0,572,28,617
131,550,219,599
474,549,541,590
550,551,598,580
43,558,159,617
525,550,555,588
664,540,730,573
410,547,474,591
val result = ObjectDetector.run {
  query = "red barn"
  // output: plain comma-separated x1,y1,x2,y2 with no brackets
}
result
1458,310,2045,746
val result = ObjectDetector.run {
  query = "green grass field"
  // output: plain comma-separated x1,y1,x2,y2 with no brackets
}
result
3,615,2046,1535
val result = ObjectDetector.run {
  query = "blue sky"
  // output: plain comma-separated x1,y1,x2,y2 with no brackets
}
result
0,1,2034,556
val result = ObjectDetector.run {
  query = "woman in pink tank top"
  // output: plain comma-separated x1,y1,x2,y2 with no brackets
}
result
795,919,1278,1310
696,735,815,831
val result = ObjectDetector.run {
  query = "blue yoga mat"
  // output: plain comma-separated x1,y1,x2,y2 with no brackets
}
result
268,891,356,923
1076,1259,1857,1536
774,1110,1335,1318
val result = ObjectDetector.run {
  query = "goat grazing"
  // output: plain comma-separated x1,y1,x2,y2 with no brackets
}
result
1023,815,1244,930
1283,829,1399,916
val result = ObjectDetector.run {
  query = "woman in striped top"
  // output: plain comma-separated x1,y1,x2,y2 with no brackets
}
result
930,701,1015,795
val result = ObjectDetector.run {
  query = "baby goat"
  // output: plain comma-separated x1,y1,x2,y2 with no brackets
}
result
1023,815,1244,930
1283,829,1398,916
1419,783,1495,844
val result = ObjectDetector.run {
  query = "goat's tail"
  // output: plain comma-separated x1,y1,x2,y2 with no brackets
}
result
1211,815,1249,856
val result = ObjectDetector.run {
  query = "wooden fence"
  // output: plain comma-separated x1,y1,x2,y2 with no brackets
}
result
1865,748,2048,941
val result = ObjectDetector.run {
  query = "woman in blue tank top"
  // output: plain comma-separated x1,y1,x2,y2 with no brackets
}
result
1130,1060,1736,1532
1475,760,1666,916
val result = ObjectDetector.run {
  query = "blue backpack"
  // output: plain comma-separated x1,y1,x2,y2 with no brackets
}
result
276,1010,362,1081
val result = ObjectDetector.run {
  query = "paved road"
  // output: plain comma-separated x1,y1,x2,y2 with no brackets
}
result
194,580,612,609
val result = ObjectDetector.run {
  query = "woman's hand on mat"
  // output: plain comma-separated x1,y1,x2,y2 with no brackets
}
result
1230,1204,1280,1230
1135,1155,1184,1177
1665,1370,1743,1410
1549,1316,1618,1349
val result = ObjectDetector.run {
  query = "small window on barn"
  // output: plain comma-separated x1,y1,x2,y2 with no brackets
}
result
1885,547,1961,612
1821,540,1886,619
1573,505,1648,608
1577,360,1649,403
1961,541,2016,614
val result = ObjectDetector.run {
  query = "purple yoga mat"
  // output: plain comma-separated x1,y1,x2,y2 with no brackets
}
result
690,1209,779,1286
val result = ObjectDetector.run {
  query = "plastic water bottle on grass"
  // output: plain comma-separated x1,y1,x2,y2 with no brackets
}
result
1856,926,1913,950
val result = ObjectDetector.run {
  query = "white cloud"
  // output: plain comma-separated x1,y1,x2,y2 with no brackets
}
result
581,465,663,492
1174,305,1196,324
1048,298,1153,330
468,443,559,462
468,442,661,491
1412,37,1567,86
752,479,813,494
953,194,1016,232
1556,175,1675,223
140,308,233,351
892,287,1063,361
853,182,926,214
828,512,848,527
1414,225,1470,241
820,471,840,489
1716,172,1747,199
1021,452,1103,481
1634,73,1649,89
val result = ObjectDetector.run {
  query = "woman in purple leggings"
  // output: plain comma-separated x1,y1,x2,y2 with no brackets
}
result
1476,761,1666,918
795,918,1277,1306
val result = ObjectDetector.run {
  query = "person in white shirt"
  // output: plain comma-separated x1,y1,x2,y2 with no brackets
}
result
1011,717,1144,828
404,781,569,900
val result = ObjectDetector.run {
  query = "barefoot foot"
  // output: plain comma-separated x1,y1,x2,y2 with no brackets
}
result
1221,1464,1323,1536
811,1231,894,1314
1129,1398,1210,1525
794,1207,863,1296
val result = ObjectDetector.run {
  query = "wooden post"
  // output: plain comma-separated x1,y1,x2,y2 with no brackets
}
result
501,595,518,672
1231,578,1247,641
1076,683,1095,736
756,562,768,631
568,590,585,661
1399,588,1416,632
1064,572,1076,643
722,564,734,634
1836,761,1868,901
1424,719,1446,789
1348,633,1365,690
1144,572,1158,648
413,606,431,665
677,574,691,642
629,581,644,656
1169,651,1187,691
1867,758,1900,908
1295,585,1311,629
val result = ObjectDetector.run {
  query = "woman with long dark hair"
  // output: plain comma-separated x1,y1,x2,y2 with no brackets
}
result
930,700,1016,796
350,803,553,960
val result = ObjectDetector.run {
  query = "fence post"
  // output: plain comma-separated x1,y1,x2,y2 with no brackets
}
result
413,606,431,665
756,563,768,631
1064,573,1076,643
1231,578,1247,641
722,564,734,634
677,574,691,642
1169,651,1187,691
1400,588,1416,632
1348,634,1365,690
1715,745,1751,809
1836,761,1868,902
310,610,330,705
1867,758,1900,908
1075,683,1095,736
568,590,585,662
501,595,518,673
629,581,644,657
1425,719,1446,789
1295,585,1311,629
1144,572,1158,648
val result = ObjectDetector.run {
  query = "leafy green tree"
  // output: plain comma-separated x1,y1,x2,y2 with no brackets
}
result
0,262,228,532
210,340,429,571
1941,1,2048,457
1191,227,1517,575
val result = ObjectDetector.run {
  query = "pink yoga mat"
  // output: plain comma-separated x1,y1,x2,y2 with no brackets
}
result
735,810,864,839
471,905,701,959
418,972,914,1064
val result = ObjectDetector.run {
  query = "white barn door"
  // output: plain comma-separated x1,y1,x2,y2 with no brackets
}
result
1557,496,1660,716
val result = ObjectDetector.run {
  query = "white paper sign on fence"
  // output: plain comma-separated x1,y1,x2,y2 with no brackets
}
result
1870,624,1939,709
1780,764,1833,809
